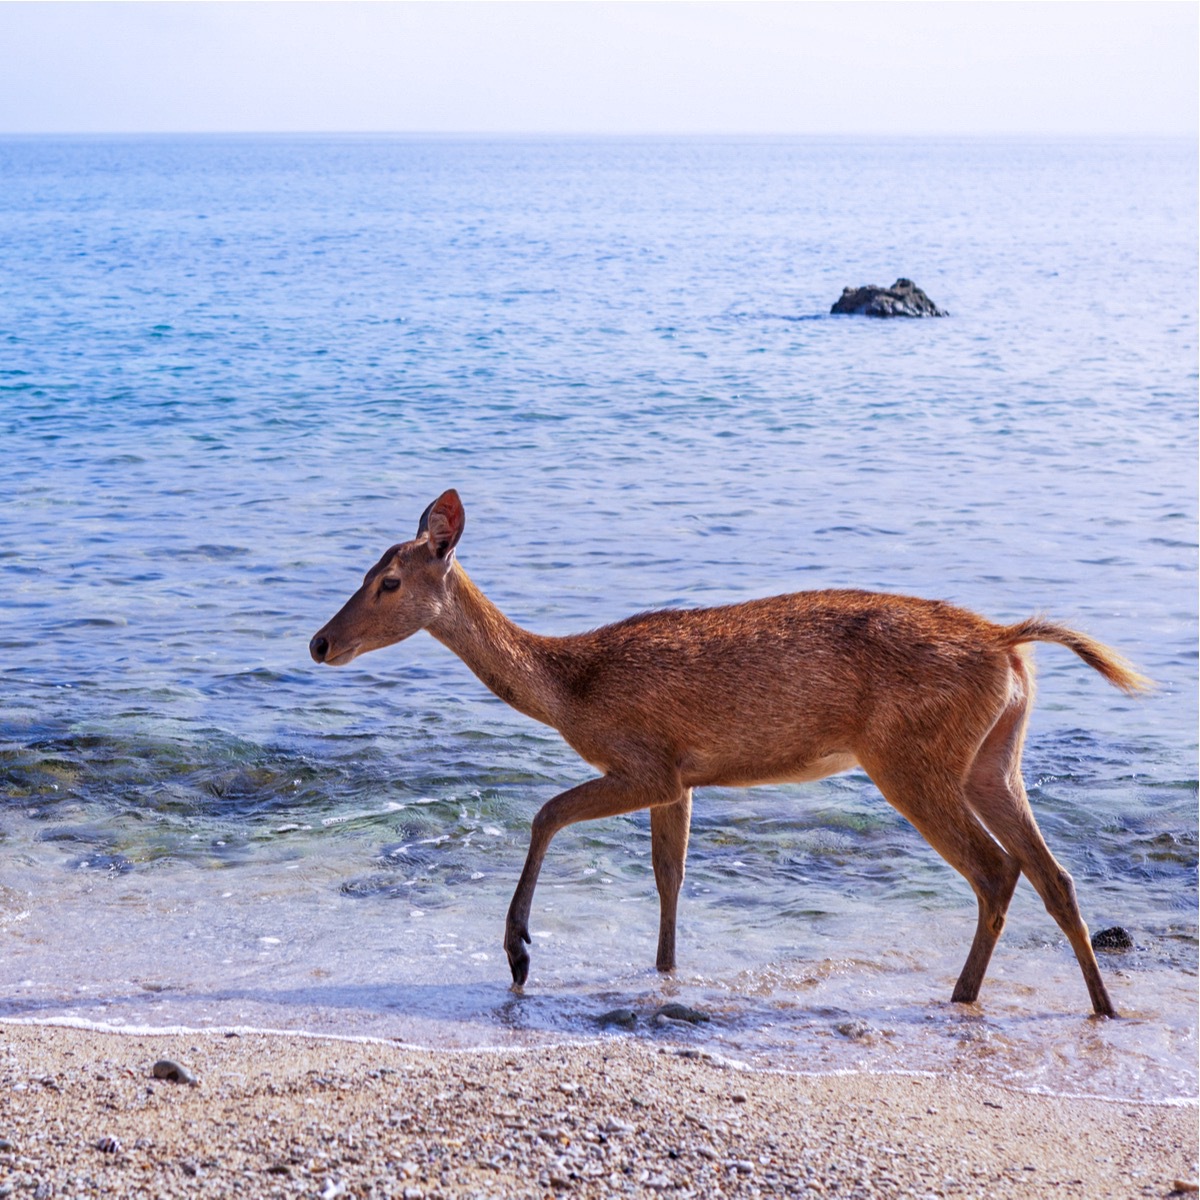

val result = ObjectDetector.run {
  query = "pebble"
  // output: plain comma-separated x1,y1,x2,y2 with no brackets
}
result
655,1013,697,1029
834,1019,872,1041
94,1136,121,1154
152,1058,198,1085
669,1047,747,1073
655,1003,710,1024
595,1008,637,1029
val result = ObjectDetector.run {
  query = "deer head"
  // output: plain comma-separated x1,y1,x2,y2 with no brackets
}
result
309,489,465,666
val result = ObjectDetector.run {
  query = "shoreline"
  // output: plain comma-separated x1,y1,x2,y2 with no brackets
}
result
2,1014,1197,1109
0,1023,1195,1198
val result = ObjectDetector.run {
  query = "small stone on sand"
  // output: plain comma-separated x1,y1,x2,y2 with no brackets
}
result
152,1058,198,1084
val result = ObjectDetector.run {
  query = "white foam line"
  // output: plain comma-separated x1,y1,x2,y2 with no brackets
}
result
0,1015,428,1048
0,1015,605,1056
1,1016,1194,1106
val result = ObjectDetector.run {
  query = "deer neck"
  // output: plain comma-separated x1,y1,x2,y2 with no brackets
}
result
427,563,564,728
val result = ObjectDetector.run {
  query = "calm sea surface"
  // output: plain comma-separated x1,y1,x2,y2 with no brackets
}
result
0,136,1195,1101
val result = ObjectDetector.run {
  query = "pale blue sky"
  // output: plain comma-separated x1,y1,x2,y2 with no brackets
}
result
0,2,1195,136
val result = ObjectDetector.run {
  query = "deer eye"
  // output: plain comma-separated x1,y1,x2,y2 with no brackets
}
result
380,577,401,592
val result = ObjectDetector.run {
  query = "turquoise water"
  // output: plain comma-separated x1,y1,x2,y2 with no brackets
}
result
0,136,1195,1100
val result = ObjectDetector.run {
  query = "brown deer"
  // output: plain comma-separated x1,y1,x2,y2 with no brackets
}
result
310,489,1148,1016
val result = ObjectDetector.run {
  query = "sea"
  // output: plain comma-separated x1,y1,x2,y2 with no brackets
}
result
0,135,1195,1103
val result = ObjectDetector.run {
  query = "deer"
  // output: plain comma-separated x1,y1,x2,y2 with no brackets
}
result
309,489,1149,1017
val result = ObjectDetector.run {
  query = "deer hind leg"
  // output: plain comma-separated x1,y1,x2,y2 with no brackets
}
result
651,788,692,972
964,655,1117,1017
505,770,681,988
857,750,1021,1006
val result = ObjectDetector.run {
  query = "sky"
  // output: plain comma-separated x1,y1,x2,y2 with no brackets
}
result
0,1,1195,136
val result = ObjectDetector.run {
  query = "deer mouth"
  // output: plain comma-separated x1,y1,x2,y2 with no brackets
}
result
310,633,362,666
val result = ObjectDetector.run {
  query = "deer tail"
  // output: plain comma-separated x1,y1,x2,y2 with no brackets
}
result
998,618,1152,696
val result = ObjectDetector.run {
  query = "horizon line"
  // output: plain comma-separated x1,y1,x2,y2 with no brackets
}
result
1,129,1195,140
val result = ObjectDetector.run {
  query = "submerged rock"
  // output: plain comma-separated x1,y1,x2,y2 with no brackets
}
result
655,1002,710,1024
1091,925,1134,951
595,1007,637,1029
831,278,948,318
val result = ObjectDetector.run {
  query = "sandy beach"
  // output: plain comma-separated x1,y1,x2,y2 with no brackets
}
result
0,1023,1194,1199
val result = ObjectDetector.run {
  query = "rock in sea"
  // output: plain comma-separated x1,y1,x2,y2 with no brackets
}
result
1091,925,1134,951
831,278,948,318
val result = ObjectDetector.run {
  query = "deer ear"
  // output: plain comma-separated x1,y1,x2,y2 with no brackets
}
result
424,489,465,559
416,500,435,537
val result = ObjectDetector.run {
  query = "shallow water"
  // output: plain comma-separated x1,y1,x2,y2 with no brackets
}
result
0,135,1195,1101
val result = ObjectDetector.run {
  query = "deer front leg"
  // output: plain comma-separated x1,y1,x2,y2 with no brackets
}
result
505,770,680,987
651,788,692,972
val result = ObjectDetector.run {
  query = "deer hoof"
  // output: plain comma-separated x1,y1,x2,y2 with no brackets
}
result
505,923,531,986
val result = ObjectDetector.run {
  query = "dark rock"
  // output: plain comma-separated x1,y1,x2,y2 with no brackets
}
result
1091,926,1134,952
831,278,947,318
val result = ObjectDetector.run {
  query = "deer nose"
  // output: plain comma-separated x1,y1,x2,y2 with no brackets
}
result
310,635,329,663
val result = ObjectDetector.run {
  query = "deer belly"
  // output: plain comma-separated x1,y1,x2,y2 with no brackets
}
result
775,752,859,784
683,750,859,789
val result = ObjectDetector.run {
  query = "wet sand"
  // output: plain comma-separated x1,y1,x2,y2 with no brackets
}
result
0,1023,1195,1198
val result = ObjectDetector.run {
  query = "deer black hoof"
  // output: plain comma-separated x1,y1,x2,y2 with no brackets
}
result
505,922,531,986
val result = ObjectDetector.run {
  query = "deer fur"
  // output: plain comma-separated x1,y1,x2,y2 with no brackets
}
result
310,490,1149,1016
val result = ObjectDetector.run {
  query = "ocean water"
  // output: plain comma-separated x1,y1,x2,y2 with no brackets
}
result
0,136,1195,1102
